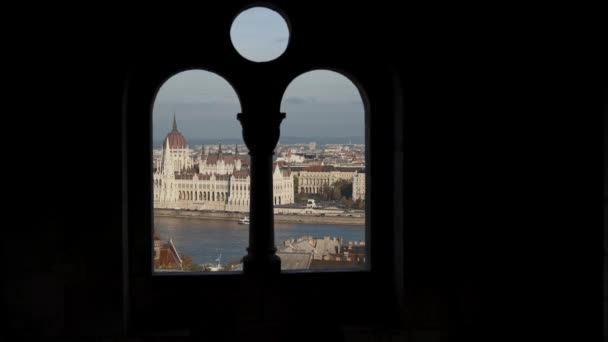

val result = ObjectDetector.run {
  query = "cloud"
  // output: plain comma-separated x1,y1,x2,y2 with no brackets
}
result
282,96,318,105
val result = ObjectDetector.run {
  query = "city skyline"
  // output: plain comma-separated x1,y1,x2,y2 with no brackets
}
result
152,135,365,149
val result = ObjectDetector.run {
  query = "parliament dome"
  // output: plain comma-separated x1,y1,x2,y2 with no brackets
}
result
164,114,187,149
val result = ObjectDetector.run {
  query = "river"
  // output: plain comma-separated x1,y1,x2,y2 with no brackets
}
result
154,216,365,266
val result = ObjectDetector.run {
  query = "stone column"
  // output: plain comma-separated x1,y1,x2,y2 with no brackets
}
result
238,111,285,275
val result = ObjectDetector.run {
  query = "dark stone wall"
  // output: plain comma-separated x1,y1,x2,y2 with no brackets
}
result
2,1,598,340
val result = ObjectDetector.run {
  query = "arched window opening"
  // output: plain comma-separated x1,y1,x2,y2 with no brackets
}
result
230,7,290,63
152,69,247,273
276,70,367,271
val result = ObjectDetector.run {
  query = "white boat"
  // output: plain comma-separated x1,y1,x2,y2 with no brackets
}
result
238,216,250,224
208,254,224,272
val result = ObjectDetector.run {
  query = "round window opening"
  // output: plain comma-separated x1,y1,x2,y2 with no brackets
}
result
230,7,290,62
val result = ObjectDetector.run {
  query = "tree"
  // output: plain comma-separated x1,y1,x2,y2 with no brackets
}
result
181,255,196,271
321,184,332,201
332,186,342,200
341,181,353,199
341,197,355,209
333,180,353,200
354,199,365,210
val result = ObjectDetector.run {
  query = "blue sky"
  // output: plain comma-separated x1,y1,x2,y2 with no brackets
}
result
230,7,289,63
153,7,364,142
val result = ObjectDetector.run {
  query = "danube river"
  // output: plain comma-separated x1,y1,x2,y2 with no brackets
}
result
154,216,365,266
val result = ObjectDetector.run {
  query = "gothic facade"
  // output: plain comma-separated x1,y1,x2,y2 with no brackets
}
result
153,115,294,212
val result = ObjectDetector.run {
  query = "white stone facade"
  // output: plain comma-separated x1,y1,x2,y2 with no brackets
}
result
153,117,294,212
352,171,366,201
273,163,295,206
294,167,360,195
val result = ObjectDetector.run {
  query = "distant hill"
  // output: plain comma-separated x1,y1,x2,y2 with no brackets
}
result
153,138,244,149
153,136,364,148
277,136,364,145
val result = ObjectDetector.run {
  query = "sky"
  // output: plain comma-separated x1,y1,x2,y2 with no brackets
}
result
153,7,364,143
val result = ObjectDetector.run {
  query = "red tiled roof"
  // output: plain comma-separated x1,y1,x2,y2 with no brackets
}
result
153,230,183,270
204,154,235,165
233,170,250,178
156,245,182,270
203,152,252,165
304,165,335,172
175,173,197,179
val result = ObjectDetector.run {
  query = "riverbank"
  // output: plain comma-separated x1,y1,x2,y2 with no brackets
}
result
154,208,365,225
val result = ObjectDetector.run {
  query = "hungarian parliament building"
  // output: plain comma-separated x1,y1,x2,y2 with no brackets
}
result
153,116,295,212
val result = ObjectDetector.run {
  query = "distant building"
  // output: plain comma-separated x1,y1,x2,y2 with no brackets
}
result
276,149,305,164
353,170,366,201
277,236,366,270
291,165,363,195
153,114,294,211
276,252,313,270
323,145,342,153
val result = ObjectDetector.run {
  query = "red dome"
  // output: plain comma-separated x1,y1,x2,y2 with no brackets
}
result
164,113,187,149
165,130,187,149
